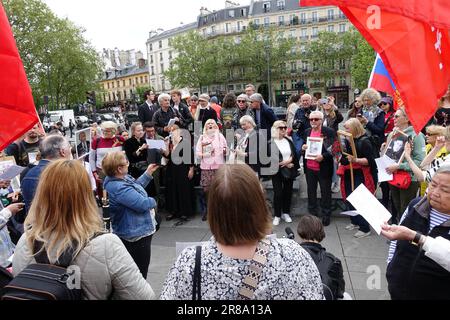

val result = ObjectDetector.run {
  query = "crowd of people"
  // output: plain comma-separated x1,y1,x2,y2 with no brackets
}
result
0,84,449,300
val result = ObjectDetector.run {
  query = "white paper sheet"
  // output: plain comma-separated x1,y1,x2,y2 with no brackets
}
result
347,184,392,235
146,139,166,150
0,165,25,180
340,210,360,217
375,155,396,182
167,118,176,127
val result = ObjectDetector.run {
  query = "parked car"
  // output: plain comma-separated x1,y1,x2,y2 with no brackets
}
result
75,116,89,129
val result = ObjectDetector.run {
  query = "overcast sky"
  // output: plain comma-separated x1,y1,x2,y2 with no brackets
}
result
42,0,244,54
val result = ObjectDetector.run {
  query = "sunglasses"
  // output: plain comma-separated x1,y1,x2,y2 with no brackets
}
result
237,100,246,103
278,126,287,130
310,118,321,121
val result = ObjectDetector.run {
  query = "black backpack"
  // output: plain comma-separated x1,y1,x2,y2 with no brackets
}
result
1,242,82,300
302,245,345,300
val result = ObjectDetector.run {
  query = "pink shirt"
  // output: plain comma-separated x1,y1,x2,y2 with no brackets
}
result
306,129,321,172
196,132,227,170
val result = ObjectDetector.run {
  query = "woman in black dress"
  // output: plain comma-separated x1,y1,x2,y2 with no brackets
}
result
163,126,195,223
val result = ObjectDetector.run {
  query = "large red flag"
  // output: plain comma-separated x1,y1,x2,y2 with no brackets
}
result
300,0,450,132
0,3,38,151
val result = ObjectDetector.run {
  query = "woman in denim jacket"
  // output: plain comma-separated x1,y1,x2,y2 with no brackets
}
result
103,151,159,279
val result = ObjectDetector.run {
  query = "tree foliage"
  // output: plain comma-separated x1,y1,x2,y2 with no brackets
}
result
2,0,103,110
165,27,295,92
303,29,375,90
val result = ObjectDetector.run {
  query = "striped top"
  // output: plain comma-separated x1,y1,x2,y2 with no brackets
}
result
423,154,450,183
387,207,450,264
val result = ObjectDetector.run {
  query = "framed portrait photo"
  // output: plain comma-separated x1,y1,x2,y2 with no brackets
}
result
75,128,92,160
305,137,323,160
383,128,409,164
337,130,357,158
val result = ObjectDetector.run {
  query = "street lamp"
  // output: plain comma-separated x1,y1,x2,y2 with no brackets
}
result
264,43,272,107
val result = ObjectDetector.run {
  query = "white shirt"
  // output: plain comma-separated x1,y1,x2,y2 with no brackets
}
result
423,236,450,272
274,138,291,162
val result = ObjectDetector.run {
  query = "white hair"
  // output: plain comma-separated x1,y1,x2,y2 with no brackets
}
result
158,93,171,104
310,110,324,120
239,115,256,128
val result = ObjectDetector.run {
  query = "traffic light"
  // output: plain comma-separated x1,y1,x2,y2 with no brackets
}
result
86,91,96,105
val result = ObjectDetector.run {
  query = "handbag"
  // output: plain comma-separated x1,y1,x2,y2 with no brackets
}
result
280,166,298,180
388,170,412,189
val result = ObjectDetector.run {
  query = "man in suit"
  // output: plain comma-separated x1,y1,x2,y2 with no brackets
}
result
249,93,277,140
138,90,158,124
76,131,90,162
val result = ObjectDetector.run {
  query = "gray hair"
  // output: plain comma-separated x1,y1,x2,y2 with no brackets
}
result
158,93,171,105
240,115,256,127
360,88,381,105
39,135,69,160
250,93,263,103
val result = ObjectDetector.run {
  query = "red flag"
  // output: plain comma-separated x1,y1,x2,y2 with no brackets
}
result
0,3,39,151
300,1,450,132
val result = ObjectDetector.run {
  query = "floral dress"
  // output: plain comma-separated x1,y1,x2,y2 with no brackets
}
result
160,237,324,300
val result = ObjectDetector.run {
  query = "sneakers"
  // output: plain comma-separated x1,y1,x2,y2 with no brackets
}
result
281,214,292,223
331,182,340,193
354,230,371,238
273,217,280,226
345,224,359,230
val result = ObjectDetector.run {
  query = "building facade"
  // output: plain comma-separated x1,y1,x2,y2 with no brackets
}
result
98,59,149,107
146,0,354,107
146,23,197,92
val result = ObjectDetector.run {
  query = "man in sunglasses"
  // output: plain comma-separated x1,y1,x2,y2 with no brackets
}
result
232,94,254,130
301,111,336,226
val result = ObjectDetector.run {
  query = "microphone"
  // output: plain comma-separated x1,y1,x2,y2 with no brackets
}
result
285,227,295,240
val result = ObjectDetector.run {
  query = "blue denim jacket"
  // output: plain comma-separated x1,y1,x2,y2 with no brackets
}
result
104,172,156,240
22,160,51,214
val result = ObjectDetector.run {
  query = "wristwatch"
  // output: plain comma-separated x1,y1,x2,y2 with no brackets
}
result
410,231,423,246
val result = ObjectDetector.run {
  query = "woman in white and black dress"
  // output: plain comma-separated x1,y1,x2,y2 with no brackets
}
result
268,120,299,226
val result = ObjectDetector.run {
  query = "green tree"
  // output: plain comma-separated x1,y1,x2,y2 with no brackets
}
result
165,31,217,91
2,0,103,110
303,30,375,91
349,31,376,90
165,27,295,96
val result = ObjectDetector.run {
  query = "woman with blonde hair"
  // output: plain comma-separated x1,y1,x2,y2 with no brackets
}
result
89,121,124,201
161,164,323,300
337,118,378,238
12,159,155,299
196,119,227,221
268,121,299,226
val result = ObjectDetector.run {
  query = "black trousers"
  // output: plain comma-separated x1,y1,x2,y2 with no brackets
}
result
272,172,294,217
121,234,153,279
305,169,332,216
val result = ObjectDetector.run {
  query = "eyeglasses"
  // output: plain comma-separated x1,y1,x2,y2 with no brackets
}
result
237,100,247,103
310,118,321,122
394,115,402,119
278,126,287,130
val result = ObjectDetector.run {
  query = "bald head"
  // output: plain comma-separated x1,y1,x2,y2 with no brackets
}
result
301,94,312,108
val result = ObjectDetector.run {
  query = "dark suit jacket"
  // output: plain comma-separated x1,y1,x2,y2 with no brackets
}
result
138,102,158,124
76,140,90,161
254,103,277,140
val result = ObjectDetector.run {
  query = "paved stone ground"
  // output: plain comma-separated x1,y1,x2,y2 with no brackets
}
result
147,209,391,300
